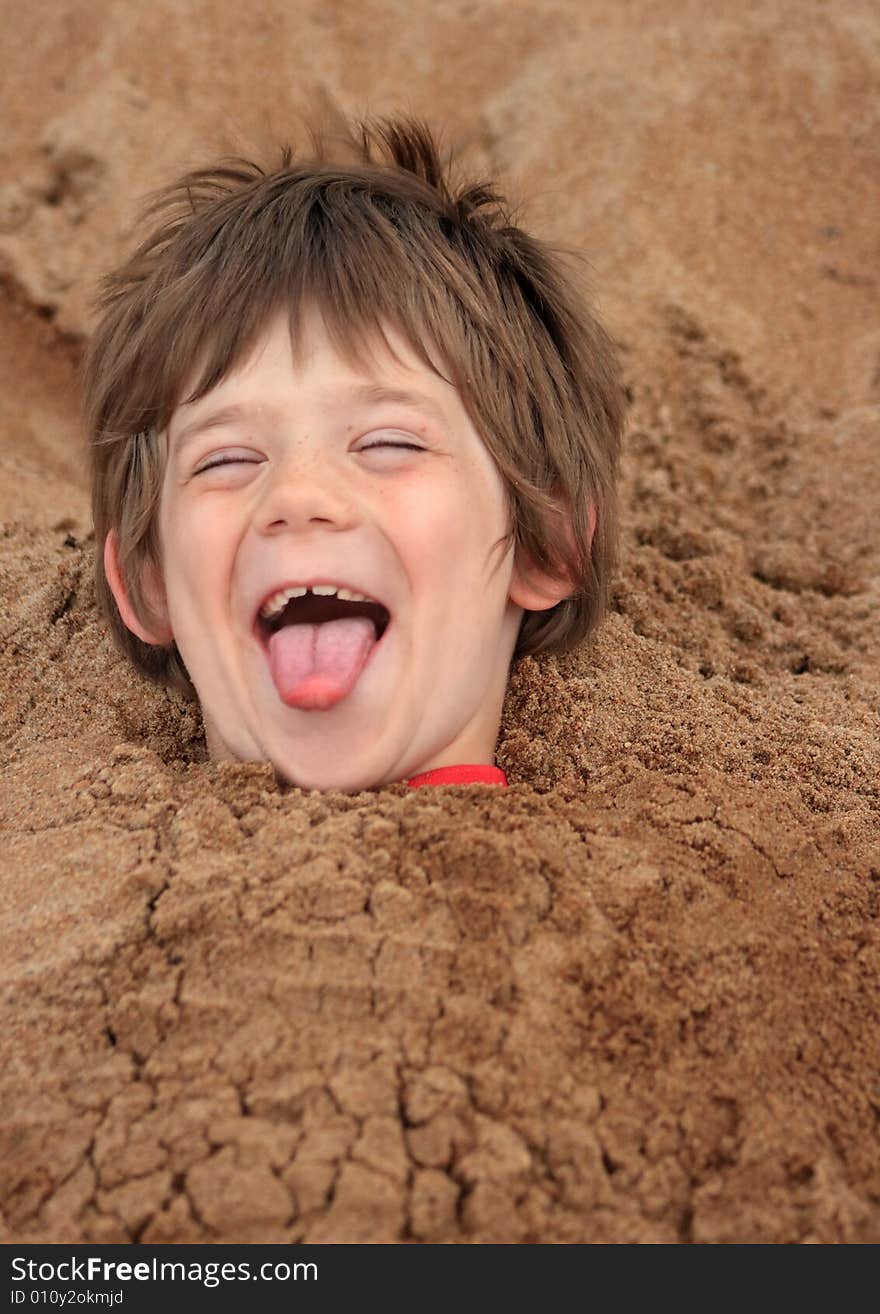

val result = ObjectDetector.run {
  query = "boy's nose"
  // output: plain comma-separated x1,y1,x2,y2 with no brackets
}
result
256,455,360,536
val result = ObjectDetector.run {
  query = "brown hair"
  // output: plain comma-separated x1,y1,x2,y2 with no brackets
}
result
82,114,625,697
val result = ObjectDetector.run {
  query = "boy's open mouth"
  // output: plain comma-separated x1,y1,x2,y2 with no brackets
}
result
254,587,392,711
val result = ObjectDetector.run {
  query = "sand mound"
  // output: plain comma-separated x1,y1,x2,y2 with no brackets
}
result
1,1,878,1243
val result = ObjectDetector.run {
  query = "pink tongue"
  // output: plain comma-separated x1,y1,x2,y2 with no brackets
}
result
267,617,377,710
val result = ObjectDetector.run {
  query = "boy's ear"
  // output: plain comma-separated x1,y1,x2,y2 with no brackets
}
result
103,529,174,645
508,490,596,612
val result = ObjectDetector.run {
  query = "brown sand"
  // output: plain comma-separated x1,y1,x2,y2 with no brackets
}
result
1,1,878,1244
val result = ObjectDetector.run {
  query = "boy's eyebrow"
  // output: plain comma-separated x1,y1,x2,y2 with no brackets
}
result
170,384,450,453
350,384,449,424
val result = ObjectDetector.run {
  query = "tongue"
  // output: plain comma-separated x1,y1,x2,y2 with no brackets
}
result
267,617,377,710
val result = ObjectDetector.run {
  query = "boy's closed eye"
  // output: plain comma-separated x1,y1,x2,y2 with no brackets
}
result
193,436,427,475
194,449,262,473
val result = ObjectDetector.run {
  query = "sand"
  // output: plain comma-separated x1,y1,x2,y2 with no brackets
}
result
1,1,878,1243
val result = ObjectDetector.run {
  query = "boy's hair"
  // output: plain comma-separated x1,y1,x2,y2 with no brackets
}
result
82,114,625,698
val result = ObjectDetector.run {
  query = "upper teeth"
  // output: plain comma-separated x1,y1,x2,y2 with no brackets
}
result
260,583,375,621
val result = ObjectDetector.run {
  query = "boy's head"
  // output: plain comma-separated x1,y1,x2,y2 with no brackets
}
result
83,115,624,792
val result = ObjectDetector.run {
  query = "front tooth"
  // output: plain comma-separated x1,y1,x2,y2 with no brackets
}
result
306,585,373,602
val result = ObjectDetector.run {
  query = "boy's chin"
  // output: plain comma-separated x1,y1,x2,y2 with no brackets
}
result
199,711,371,790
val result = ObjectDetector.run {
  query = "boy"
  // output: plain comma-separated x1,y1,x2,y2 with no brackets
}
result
84,115,624,794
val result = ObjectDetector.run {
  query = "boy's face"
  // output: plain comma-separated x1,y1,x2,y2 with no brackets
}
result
121,304,553,792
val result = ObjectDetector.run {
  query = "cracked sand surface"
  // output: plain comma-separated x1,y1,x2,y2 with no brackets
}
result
1,0,879,1243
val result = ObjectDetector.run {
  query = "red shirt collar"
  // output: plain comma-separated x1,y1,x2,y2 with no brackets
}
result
405,763,509,789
